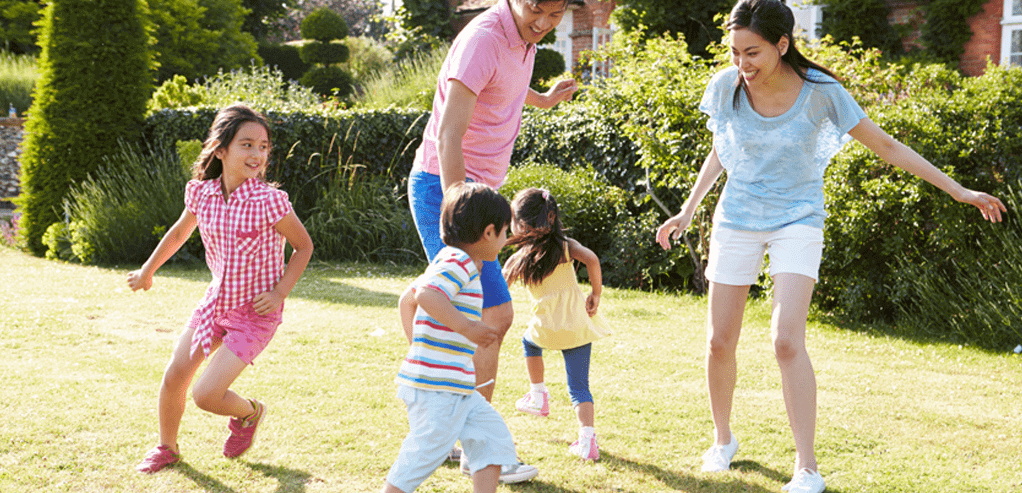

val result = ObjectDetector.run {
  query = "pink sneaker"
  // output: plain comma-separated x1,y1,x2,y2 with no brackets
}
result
569,433,599,461
136,444,181,473
223,400,265,458
515,391,550,417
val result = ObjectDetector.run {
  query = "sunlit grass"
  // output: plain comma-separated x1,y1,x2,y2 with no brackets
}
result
0,51,37,115
352,46,449,110
1,248,1020,492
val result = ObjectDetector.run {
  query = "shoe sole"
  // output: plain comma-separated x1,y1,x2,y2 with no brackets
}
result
499,468,539,484
515,405,549,417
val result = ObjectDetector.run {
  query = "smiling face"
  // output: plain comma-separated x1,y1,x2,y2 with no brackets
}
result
509,0,566,45
729,27,789,86
215,121,270,189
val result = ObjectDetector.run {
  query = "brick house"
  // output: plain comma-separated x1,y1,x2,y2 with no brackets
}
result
387,0,1020,77
789,0,1022,76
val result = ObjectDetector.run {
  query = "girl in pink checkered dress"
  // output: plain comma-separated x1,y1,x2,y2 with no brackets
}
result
127,104,313,473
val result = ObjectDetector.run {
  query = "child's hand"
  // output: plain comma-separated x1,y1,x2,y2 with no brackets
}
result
461,320,499,348
252,290,284,315
126,269,153,292
586,292,601,317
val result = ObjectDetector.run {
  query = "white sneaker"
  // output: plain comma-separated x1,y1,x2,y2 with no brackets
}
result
460,455,539,484
700,432,739,472
782,468,825,493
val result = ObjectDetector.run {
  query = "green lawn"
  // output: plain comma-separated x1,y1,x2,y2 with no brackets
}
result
1,247,1020,492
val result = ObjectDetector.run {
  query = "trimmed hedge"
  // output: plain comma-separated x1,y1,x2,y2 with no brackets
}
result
143,107,429,217
16,0,153,255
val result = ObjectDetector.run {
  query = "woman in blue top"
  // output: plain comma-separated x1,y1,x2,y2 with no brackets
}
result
656,1,1006,492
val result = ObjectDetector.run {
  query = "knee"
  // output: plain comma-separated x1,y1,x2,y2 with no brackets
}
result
772,335,804,364
706,332,738,359
191,386,219,412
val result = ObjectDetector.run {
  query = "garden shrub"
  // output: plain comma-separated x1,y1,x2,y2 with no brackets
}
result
0,0,43,54
531,48,565,90
147,0,260,83
49,143,203,265
892,182,1022,351
303,163,423,264
816,0,904,58
143,107,429,218
0,51,36,116
258,41,311,82
352,44,447,110
147,65,321,115
819,62,1022,323
603,208,694,291
299,7,352,98
343,36,394,87
500,162,628,270
16,0,153,255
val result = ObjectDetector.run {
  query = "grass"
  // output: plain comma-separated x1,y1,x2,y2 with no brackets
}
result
0,51,37,116
1,247,1020,492
352,45,449,110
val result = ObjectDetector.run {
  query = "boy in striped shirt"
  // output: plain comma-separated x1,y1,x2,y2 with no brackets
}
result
384,183,537,493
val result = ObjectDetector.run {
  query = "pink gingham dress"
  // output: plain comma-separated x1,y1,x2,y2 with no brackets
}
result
184,177,293,359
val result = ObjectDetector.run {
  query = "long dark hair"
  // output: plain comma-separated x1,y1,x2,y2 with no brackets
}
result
192,103,273,181
727,0,838,110
503,187,568,287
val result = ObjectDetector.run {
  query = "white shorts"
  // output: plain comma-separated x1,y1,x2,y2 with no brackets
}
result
705,224,824,286
385,386,518,492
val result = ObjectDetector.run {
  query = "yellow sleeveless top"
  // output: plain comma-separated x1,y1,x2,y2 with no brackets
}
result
523,242,611,350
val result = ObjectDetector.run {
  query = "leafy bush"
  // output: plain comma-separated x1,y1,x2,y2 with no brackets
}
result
47,143,203,264
500,163,628,266
299,40,351,66
16,0,153,255
143,107,429,218
147,65,321,115
892,183,1022,351
147,0,260,83
352,44,447,110
603,208,693,291
303,163,423,264
531,48,565,90
344,35,394,86
0,0,43,54
300,66,354,98
258,41,312,82
0,51,36,116
301,6,349,41
819,62,1022,323
816,0,904,58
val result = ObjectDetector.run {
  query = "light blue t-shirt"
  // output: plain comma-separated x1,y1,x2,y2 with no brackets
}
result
700,66,868,231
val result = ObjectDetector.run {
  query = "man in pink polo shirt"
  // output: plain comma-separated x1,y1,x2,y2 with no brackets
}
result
408,0,578,396
405,0,577,482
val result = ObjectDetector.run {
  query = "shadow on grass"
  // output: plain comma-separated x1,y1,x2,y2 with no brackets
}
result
242,460,314,493
814,311,1009,354
173,462,238,493
148,261,416,309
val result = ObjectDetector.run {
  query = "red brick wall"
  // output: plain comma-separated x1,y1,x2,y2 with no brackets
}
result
887,0,1002,75
960,0,1003,75
570,0,615,65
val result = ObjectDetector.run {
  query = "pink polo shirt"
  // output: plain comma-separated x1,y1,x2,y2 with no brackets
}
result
412,0,536,189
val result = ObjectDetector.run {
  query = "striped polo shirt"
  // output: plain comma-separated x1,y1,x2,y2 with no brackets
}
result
396,246,482,394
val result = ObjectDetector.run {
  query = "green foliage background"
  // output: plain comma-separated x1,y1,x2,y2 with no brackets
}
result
15,0,154,255
147,0,260,83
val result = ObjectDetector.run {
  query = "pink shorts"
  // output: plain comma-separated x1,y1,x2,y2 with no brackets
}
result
189,303,283,365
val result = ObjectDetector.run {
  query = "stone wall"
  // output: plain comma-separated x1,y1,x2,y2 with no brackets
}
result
0,118,24,217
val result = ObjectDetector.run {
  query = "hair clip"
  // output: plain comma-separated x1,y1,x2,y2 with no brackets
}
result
541,189,550,200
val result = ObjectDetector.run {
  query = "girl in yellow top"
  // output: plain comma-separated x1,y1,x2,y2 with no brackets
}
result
503,187,611,461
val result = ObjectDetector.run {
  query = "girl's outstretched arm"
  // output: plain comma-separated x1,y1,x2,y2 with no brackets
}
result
568,238,602,317
127,208,198,292
656,149,725,250
848,118,1007,222
252,211,313,315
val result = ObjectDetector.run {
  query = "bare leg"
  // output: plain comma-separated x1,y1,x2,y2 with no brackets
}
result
471,464,500,493
381,483,407,493
524,356,544,384
191,346,256,419
157,326,217,452
574,402,594,428
770,273,818,473
474,301,513,402
706,282,750,446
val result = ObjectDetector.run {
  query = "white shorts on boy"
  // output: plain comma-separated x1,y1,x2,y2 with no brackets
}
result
706,224,824,285
386,385,518,492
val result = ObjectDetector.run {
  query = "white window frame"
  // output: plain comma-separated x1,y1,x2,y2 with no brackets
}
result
553,13,574,70
788,0,823,40
1003,0,1022,67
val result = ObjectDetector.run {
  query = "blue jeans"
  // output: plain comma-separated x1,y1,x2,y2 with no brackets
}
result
407,169,512,309
522,337,594,406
